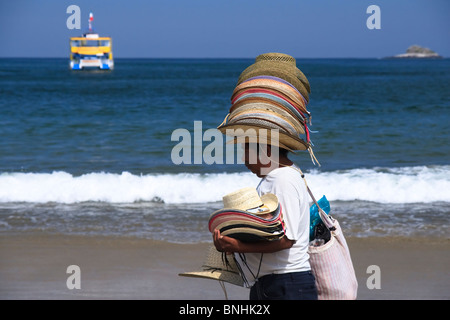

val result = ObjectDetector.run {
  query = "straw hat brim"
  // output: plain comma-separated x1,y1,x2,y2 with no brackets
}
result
222,226,284,236
179,270,244,287
209,207,283,233
233,78,307,109
222,227,285,242
209,204,282,229
230,115,298,138
217,220,284,233
226,136,295,153
218,122,308,151
178,247,244,287
210,218,282,233
216,193,278,216
228,103,305,135
230,95,307,126
210,217,283,232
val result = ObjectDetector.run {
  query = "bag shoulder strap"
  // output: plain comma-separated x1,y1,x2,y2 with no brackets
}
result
287,165,335,230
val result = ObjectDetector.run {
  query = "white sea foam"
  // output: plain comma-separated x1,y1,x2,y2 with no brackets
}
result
0,165,449,204
305,165,450,204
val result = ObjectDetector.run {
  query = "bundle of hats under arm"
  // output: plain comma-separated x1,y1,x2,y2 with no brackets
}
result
218,53,320,166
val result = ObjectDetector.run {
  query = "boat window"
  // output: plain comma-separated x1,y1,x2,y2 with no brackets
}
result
71,40,80,47
88,40,100,47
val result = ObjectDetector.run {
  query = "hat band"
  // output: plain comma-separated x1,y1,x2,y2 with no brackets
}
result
229,114,299,137
226,117,295,137
242,76,308,105
228,103,306,135
231,91,308,123
246,204,270,214
233,77,307,109
232,86,308,117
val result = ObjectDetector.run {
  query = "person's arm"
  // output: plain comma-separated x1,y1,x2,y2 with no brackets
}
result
213,229,294,254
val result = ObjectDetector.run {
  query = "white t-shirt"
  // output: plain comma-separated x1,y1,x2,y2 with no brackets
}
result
235,165,311,287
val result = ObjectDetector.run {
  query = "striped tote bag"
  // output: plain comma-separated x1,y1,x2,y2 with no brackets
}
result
306,187,358,300
308,217,358,300
293,166,358,299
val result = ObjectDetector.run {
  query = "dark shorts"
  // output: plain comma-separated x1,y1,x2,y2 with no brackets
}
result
249,271,318,300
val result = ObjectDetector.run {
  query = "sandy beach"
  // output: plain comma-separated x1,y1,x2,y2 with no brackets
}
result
0,234,448,300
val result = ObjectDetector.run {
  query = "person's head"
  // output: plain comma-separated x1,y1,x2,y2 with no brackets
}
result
242,143,291,178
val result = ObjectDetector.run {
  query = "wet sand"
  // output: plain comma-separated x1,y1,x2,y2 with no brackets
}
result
0,234,448,300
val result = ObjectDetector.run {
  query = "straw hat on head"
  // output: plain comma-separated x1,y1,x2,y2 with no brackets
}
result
233,76,308,111
217,52,320,165
220,187,279,215
219,121,309,151
227,100,306,134
237,53,311,103
178,245,244,287
231,89,308,122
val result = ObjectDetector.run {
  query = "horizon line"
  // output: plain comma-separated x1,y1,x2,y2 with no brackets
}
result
1,56,448,60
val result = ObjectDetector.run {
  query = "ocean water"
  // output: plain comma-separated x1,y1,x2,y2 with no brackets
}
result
0,58,449,242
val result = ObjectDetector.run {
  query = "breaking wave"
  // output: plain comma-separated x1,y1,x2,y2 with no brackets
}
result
0,165,449,204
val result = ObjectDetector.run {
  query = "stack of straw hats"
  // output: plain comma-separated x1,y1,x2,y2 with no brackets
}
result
208,187,285,242
218,53,318,164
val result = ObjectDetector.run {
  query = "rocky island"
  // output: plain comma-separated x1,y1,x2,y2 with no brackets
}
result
386,45,443,59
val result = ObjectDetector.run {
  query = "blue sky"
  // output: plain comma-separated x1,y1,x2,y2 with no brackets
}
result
0,0,449,58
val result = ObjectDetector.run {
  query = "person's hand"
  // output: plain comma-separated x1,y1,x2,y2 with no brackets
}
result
213,229,241,253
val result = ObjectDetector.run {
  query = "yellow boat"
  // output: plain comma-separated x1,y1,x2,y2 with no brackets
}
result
69,13,114,70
